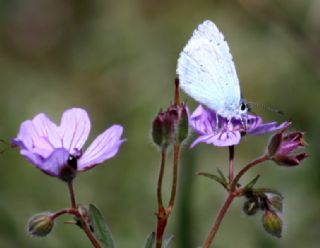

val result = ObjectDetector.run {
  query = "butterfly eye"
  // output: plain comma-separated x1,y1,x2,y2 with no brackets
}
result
67,155,77,170
240,102,247,112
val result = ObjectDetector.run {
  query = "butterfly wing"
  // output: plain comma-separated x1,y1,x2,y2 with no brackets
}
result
177,20,242,118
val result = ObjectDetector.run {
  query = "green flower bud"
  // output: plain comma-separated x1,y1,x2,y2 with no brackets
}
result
27,213,54,237
262,210,282,238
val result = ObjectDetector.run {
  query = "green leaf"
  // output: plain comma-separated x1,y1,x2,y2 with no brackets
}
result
144,232,155,248
89,204,115,248
162,235,174,248
217,168,227,185
197,172,228,190
242,174,261,193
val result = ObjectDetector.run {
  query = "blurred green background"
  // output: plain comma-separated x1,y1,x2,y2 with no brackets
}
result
0,0,319,247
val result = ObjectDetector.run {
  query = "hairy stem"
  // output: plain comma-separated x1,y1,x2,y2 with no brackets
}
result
156,146,167,247
52,208,101,248
203,154,269,247
73,209,102,248
169,143,180,210
156,143,181,248
66,182,101,247
157,146,166,208
231,155,269,190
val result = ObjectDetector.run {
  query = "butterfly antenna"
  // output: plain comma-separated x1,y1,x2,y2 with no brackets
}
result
247,101,284,115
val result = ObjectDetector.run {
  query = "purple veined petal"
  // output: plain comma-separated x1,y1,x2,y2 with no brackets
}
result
248,121,289,135
190,130,241,148
214,131,241,146
13,120,39,150
20,149,45,170
190,105,207,119
190,105,216,134
32,113,61,148
77,125,125,171
190,133,217,148
40,148,70,177
59,108,91,153
13,116,58,154
20,148,69,177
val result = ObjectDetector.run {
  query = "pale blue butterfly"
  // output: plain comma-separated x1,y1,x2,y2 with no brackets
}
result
177,20,248,120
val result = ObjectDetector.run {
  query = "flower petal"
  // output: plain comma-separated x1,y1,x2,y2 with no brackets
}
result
77,125,125,171
59,108,91,153
247,117,288,135
190,133,216,148
190,105,216,134
13,113,60,153
20,149,44,169
41,148,69,176
190,131,241,147
20,148,69,177
214,131,241,146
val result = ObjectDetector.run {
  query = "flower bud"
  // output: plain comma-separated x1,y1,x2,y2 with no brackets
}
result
267,123,308,166
151,103,189,148
152,110,167,147
266,193,283,212
27,213,54,237
267,132,282,157
176,103,189,143
262,210,282,238
243,197,260,216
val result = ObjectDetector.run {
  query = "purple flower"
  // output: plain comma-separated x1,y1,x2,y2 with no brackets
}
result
267,123,308,166
13,108,125,181
189,105,287,147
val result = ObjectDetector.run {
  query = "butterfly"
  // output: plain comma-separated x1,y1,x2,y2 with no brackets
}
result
177,20,248,120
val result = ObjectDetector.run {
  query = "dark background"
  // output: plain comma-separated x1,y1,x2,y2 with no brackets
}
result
0,0,319,247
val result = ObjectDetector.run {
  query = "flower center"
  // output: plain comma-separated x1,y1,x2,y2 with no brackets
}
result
67,155,78,170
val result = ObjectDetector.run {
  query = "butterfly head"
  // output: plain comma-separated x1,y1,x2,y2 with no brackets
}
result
240,99,249,115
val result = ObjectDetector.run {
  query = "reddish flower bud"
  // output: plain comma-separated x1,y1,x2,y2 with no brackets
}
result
152,103,189,148
267,123,308,166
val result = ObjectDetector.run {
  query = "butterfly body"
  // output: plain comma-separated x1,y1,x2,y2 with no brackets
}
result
177,20,248,120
